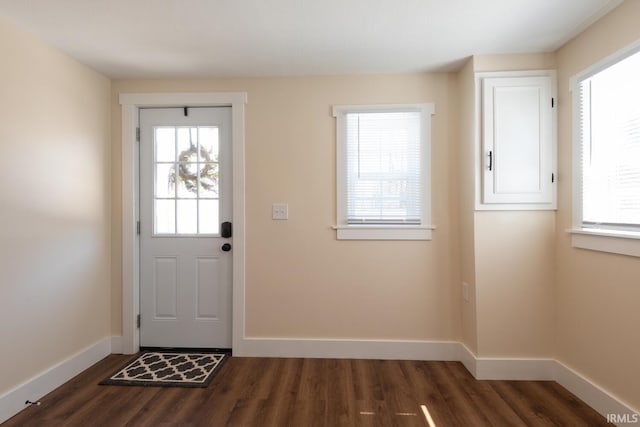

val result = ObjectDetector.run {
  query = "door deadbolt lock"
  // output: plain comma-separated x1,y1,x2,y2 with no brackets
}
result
221,221,232,238
221,243,232,252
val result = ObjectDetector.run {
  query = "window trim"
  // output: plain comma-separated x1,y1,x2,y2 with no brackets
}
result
569,38,640,257
332,103,435,240
474,70,558,211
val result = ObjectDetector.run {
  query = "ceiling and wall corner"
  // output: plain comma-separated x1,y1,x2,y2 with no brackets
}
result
0,0,623,78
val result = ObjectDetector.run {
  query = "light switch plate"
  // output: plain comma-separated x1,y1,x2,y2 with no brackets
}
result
272,204,288,220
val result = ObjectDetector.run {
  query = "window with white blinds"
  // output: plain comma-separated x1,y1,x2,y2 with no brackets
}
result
333,104,434,240
576,49,640,231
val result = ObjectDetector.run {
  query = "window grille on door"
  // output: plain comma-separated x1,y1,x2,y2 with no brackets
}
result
153,126,221,235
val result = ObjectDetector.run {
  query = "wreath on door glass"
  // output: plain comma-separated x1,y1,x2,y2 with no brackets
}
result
169,140,218,195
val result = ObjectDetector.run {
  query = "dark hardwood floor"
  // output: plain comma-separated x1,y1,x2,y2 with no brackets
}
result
4,355,612,426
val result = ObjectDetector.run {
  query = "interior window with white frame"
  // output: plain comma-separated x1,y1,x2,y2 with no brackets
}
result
571,44,640,256
332,103,435,240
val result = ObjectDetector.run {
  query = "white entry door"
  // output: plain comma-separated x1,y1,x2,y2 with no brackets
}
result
139,107,232,348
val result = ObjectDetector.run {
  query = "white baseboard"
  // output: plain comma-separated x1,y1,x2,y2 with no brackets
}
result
457,343,555,380
234,337,461,361
458,343,477,376
458,346,638,423
554,362,639,425
0,337,112,424
475,357,556,380
110,336,123,354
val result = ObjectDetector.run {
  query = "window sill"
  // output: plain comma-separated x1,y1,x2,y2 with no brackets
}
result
333,225,435,241
567,228,640,258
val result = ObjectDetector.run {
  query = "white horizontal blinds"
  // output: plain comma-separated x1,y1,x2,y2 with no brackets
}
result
580,50,640,229
345,110,422,224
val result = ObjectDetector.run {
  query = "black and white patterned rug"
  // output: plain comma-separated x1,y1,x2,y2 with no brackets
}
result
100,351,229,388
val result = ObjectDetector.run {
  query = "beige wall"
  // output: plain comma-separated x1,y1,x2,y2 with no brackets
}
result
0,16,111,393
461,53,558,358
111,74,461,340
474,211,556,357
555,0,640,410
457,57,478,354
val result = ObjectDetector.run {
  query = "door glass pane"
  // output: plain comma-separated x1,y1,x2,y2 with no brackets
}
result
199,127,219,162
177,199,198,234
155,128,175,162
199,199,219,234
199,163,219,198
177,162,198,198
177,127,196,158
155,200,176,234
155,163,175,198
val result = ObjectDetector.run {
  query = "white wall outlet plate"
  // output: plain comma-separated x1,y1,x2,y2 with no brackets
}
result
272,204,288,220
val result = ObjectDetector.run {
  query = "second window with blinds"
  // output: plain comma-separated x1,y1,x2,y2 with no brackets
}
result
333,103,435,240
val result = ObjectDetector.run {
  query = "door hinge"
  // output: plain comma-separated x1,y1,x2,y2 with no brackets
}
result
137,314,141,328
136,127,140,142
552,173,555,183
551,97,555,108
136,221,141,235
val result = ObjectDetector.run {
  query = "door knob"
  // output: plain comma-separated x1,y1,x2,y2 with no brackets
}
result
221,243,232,252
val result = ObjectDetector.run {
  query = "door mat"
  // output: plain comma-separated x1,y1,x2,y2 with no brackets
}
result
100,351,229,388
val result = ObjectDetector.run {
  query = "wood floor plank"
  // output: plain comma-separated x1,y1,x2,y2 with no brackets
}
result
430,361,509,426
327,359,358,426
445,361,527,427
2,355,612,427
398,359,460,425
259,358,304,426
488,380,613,427
184,358,260,427
289,399,329,427
544,381,614,426
225,397,269,426
123,387,190,427
491,380,565,426
352,359,384,402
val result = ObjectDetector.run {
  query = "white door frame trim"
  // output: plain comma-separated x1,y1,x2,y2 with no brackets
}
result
119,92,247,354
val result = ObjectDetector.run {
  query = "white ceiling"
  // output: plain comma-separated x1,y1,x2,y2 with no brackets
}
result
0,0,622,79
